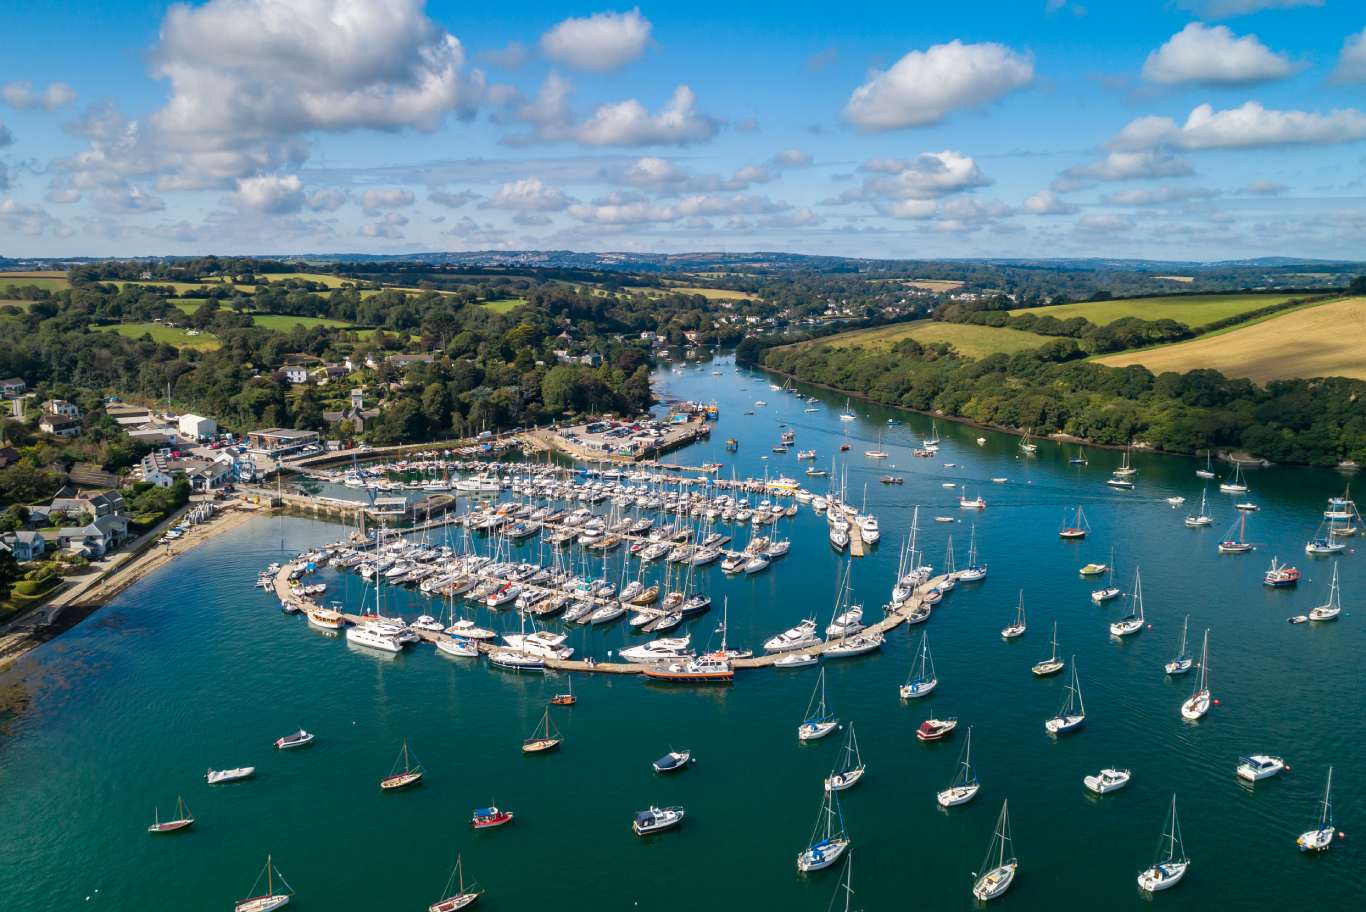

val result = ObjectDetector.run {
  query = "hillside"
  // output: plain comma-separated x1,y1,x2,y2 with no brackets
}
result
1009,293,1302,329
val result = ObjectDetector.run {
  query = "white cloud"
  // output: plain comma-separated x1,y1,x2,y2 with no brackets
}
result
477,41,532,69
0,198,65,235
92,183,165,213
234,174,305,213
1143,24,1295,86
482,177,571,210
45,180,81,204
540,8,652,72
616,149,811,194
306,188,349,212
1242,179,1287,195
835,151,991,211
842,40,1034,131
360,211,408,238
429,189,479,208
573,85,718,147
1110,102,1366,152
1023,189,1079,215
567,192,788,225
1175,0,1321,18
1101,185,1220,206
1,80,76,110
1332,28,1366,84
361,188,416,211
1054,150,1195,191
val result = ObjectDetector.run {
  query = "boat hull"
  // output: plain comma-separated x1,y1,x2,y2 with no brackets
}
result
1045,714,1085,734
797,838,849,872
824,766,866,792
429,892,480,911
972,863,1016,901
1180,693,1210,721
235,896,290,912
521,738,561,754
798,721,839,741
936,783,979,807
1138,861,1188,892
380,771,423,790
1297,826,1334,852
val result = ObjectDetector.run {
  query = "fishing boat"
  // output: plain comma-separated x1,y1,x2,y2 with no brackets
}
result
1219,461,1249,494
1297,767,1336,852
916,716,958,742
1180,630,1212,721
428,855,482,911
1058,505,1089,539
955,525,987,581
1196,450,1216,479
470,806,514,829
1044,659,1086,734
1236,754,1286,782
899,631,938,699
1263,557,1299,587
522,708,562,753
549,675,576,705
206,766,255,785
1001,591,1027,638
1165,615,1193,675
652,750,693,773
380,741,425,790
1185,488,1214,527
1108,568,1146,637
633,805,685,836
824,722,866,791
147,796,194,833
1217,512,1254,553
1137,795,1189,893
234,855,294,912
274,729,315,750
798,667,839,741
971,800,1018,901
796,789,850,872
1308,564,1342,621
1031,622,1065,676
1084,768,1131,795
936,726,980,807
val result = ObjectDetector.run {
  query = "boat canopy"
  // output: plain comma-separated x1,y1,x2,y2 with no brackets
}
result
474,807,497,817
635,811,657,824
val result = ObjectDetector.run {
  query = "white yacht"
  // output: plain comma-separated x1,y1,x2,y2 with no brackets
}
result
765,618,821,652
346,622,405,653
1236,754,1285,782
1084,768,1131,795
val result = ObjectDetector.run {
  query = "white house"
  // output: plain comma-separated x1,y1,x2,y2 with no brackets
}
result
178,413,217,440
43,399,81,418
39,415,81,437
283,366,310,384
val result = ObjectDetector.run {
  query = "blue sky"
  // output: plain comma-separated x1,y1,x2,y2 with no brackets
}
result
2,0,1364,260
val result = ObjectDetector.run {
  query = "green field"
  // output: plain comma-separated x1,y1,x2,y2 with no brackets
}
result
0,271,69,291
93,322,220,350
260,271,357,288
480,298,527,313
250,314,359,331
807,319,1052,359
1010,293,1301,329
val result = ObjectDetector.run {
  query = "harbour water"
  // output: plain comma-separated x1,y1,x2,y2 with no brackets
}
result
1,355,1362,910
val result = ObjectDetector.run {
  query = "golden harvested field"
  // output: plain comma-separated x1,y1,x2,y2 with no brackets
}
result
906,279,963,292
802,319,1051,359
666,285,754,300
1097,297,1366,384
1009,293,1300,328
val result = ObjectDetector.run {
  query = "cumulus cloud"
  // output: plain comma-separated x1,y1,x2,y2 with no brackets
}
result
540,8,652,72
1100,185,1220,206
1332,28,1366,84
361,188,416,212
234,174,305,213
1142,24,1295,86
306,188,349,212
574,85,718,147
1175,0,1321,17
360,211,409,238
1054,150,1195,191
834,151,991,214
0,198,65,235
842,40,1033,131
568,191,789,225
1,80,76,110
1023,189,1079,215
481,177,571,210
429,189,479,208
616,149,811,194
45,180,81,204
1109,102,1366,152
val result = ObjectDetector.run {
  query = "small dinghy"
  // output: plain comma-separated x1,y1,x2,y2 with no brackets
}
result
916,717,958,742
206,766,255,785
652,750,693,774
936,726,980,807
1084,768,1131,795
273,729,314,750
1137,795,1189,893
234,855,294,912
633,805,685,836
380,741,424,790
147,796,194,833
470,806,514,829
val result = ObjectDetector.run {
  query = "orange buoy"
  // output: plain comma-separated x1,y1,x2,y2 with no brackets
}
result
1213,698,1221,705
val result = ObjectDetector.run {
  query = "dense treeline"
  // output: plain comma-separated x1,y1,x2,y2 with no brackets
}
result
763,338,1366,467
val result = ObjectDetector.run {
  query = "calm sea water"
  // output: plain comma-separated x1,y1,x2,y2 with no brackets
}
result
1,356,1361,911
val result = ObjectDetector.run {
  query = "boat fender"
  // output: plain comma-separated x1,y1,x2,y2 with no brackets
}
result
1212,699,1220,705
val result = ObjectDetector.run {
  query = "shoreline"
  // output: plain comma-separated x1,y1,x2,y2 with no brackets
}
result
0,504,261,676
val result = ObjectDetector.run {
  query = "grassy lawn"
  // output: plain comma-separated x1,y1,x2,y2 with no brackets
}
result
250,314,359,331
1010,293,1302,329
806,319,1053,359
480,298,527,313
0,271,69,291
94,322,221,350
1097,297,1366,384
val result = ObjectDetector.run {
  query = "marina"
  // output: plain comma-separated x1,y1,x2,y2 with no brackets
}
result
0,354,1361,910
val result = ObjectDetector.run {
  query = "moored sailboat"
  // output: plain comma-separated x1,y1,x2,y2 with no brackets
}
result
522,708,562,753
1297,766,1336,852
1001,591,1027,638
1165,615,1193,675
428,855,483,911
1044,659,1086,734
1058,505,1089,540
899,631,938,699
1032,621,1065,676
971,800,1018,901
824,722,866,792
1308,564,1342,621
937,726,980,807
380,740,424,790
798,667,839,741
147,795,194,834
1180,630,1212,721
234,854,294,912
1137,795,1189,893
797,789,851,872
1108,568,1145,637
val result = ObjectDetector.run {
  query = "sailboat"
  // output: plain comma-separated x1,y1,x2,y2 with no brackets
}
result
549,674,576,705
971,800,1018,901
924,420,941,449
1297,767,1336,852
1045,658,1086,734
937,726,980,807
1058,505,1089,539
522,707,563,753
1164,615,1193,675
1019,429,1038,455
147,796,194,834
824,722,866,792
1185,488,1214,527
1032,621,1065,676
1137,795,1189,893
380,741,424,790
1001,591,1027,638
839,398,856,422
1109,568,1146,636
1180,630,1212,720
828,854,856,912
1114,445,1137,477
899,631,937,698
1308,564,1342,621
864,429,888,459
797,788,851,872
956,525,987,580
1196,450,1216,479
1069,446,1088,465
1305,518,1348,555
1217,512,1253,553
1090,547,1121,602
234,854,294,912
1219,460,1249,494
799,667,840,740
429,855,483,911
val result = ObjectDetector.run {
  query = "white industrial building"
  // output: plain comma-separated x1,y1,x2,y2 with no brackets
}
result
178,413,217,440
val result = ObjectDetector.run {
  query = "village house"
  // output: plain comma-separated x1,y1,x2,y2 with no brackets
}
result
0,377,27,398
311,364,349,384
323,389,381,433
42,399,81,418
0,529,46,562
56,514,129,558
39,414,81,437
